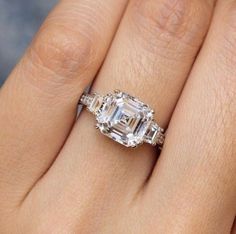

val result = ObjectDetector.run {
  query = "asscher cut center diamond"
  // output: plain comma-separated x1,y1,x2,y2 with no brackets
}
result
90,91,156,147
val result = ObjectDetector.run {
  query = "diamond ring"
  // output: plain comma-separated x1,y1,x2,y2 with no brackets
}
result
79,90,165,148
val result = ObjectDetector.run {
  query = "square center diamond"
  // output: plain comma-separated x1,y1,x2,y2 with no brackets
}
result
96,92,154,147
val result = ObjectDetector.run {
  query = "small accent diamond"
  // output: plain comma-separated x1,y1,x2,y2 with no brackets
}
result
88,95,103,114
144,122,164,146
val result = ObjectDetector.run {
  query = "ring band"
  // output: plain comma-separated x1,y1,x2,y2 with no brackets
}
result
79,90,165,148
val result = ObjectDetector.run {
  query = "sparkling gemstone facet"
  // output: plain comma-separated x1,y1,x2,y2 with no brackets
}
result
88,94,103,114
144,122,163,146
96,91,154,147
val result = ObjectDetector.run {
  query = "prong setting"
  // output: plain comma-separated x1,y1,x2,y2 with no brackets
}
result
80,90,165,148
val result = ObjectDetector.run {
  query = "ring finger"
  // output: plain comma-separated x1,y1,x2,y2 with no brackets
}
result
37,0,216,223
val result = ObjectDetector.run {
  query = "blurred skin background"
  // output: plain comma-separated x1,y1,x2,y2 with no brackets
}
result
0,0,57,86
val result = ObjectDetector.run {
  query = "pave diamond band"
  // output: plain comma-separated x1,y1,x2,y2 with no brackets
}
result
80,90,165,148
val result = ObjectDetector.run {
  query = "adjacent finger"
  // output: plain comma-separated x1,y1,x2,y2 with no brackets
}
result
146,1,236,232
0,0,128,207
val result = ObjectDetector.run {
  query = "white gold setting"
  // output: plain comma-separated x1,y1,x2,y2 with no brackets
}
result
80,90,165,148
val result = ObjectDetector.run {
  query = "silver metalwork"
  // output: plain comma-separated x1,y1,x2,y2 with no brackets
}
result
79,90,165,148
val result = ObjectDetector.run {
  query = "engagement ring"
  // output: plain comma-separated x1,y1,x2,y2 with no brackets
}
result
79,90,165,148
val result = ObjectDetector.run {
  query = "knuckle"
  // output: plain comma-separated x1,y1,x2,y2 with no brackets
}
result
26,23,97,88
34,25,95,77
130,0,212,48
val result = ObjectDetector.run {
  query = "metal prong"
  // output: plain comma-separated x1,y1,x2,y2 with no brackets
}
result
114,89,121,94
98,124,109,134
101,129,109,134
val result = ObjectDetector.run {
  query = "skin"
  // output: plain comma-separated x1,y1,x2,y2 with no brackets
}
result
0,0,235,233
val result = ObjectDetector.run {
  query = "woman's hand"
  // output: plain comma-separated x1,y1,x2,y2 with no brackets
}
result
0,0,235,233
